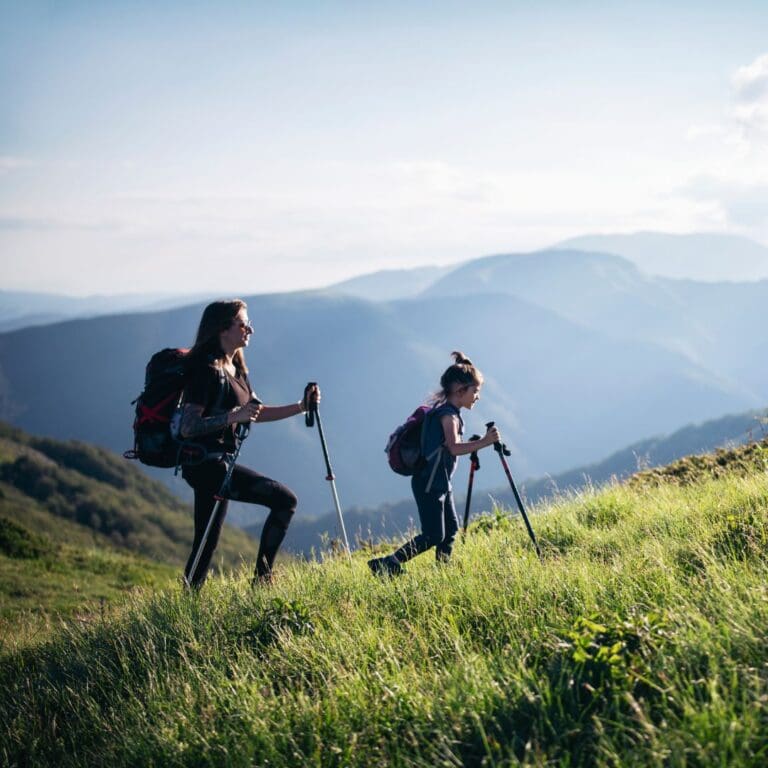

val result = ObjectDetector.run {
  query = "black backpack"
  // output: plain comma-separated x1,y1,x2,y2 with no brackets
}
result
124,348,208,468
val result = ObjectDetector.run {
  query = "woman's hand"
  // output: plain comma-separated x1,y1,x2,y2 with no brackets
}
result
229,400,263,425
302,383,321,412
481,424,500,448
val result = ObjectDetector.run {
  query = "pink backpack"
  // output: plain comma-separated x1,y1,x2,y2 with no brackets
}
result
384,405,432,475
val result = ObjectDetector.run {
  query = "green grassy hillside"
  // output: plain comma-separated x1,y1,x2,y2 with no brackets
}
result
2,441,768,766
0,422,259,641
0,516,176,648
0,421,257,564
276,410,768,554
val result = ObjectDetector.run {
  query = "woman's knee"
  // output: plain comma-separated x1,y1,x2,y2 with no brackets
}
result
276,485,298,514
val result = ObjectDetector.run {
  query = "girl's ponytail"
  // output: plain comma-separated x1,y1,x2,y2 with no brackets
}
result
450,350,473,366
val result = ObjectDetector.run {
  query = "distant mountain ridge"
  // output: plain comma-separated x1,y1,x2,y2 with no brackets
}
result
323,232,768,301
1,232,766,518
422,248,768,401
0,284,752,515
557,232,768,282
0,290,212,332
326,265,456,301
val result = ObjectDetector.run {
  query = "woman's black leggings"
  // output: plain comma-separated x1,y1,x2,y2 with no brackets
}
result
182,460,297,587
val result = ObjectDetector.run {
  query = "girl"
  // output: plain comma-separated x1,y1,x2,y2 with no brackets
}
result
179,299,319,587
369,351,500,576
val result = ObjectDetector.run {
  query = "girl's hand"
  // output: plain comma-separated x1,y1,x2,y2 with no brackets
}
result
482,424,500,447
229,400,263,424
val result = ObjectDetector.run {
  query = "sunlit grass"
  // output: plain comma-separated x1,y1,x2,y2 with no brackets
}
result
2,472,768,766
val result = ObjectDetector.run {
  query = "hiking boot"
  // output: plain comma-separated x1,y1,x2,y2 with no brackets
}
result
367,555,404,578
251,571,273,588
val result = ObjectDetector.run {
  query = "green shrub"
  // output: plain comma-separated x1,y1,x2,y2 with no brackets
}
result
0,516,52,559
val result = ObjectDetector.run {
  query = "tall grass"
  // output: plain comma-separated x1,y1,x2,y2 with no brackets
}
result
2,472,768,766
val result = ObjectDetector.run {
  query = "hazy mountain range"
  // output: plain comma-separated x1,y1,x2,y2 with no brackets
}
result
327,265,455,302
5,231,767,331
0,231,766,521
0,290,212,332
326,232,768,301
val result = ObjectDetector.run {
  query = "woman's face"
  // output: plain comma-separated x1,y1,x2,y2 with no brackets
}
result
220,308,253,352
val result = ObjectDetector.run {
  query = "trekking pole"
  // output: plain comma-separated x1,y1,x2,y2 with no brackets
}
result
305,382,351,555
184,422,250,587
485,421,542,559
462,434,482,534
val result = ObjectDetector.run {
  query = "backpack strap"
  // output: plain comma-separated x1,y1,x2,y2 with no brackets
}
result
422,402,460,493
211,367,229,415
421,405,443,493
424,445,443,493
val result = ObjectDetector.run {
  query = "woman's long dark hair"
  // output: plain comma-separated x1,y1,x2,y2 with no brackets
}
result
186,299,249,374
430,351,483,404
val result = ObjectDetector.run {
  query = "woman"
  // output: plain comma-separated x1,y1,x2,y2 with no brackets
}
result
179,299,318,587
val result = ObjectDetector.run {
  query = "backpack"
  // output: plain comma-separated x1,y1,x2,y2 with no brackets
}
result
384,405,432,475
124,347,208,469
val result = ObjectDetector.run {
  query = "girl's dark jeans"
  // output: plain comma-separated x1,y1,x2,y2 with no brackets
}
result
392,471,459,564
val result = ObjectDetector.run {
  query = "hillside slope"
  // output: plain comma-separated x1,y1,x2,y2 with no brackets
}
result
0,421,262,643
0,515,177,646
277,407,768,553
2,439,768,766
0,421,257,566
0,421,261,636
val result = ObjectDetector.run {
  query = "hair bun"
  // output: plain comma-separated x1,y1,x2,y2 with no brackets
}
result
451,350,472,366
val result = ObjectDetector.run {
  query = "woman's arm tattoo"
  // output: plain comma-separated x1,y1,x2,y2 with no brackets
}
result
180,403,230,438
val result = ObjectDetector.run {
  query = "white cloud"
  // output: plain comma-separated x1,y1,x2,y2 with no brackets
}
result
680,177,768,229
731,52,768,140
732,102,768,140
382,160,502,204
0,156,34,174
733,53,768,101
685,124,727,142
677,53,768,242
687,52,768,151
0,214,118,232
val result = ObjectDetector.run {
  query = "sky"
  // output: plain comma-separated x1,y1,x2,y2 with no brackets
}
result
1,0,767,296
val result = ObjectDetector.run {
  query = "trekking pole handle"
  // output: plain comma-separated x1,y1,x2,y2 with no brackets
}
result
485,421,511,456
468,434,482,470
304,382,318,427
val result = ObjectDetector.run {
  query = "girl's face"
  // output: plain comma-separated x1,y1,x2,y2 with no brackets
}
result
220,308,253,351
456,382,482,409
